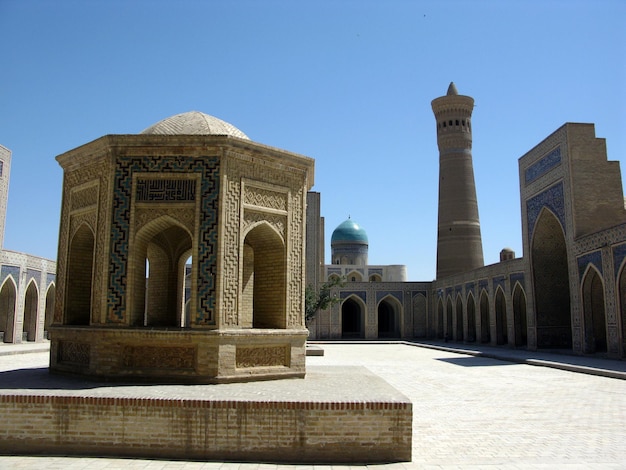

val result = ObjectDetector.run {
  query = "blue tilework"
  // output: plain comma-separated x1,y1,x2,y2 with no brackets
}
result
493,276,506,293
526,182,566,240
108,156,219,325
444,286,454,300
412,290,427,298
340,290,366,303
578,251,603,281
510,272,525,290
46,273,56,289
375,290,402,304
0,265,20,287
525,147,561,184
455,285,463,297
465,282,475,294
478,279,489,293
613,243,626,280
26,269,40,285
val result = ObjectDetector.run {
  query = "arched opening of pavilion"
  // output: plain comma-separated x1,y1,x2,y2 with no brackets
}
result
241,222,287,329
130,218,192,327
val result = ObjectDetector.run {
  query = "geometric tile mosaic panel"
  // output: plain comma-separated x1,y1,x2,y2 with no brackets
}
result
525,146,561,185
526,182,566,239
108,156,219,325
577,250,603,281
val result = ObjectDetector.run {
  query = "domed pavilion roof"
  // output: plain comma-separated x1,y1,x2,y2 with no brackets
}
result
331,218,368,245
141,111,249,139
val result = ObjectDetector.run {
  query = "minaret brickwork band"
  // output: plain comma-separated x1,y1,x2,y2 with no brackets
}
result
432,82,484,278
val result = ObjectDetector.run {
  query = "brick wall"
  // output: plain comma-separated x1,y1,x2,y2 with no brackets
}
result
0,394,412,463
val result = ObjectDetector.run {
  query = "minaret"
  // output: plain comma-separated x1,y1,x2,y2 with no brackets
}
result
432,82,484,278
0,145,11,250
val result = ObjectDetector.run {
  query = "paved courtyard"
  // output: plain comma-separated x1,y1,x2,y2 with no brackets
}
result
0,342,625,469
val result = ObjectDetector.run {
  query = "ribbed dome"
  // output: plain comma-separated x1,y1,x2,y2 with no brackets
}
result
141,111,249,139
331,218,368,245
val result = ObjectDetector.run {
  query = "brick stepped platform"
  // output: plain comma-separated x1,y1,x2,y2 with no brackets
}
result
0,365,412,463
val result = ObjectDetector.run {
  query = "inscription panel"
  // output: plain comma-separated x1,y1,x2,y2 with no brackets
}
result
58,341,90,366
122,346,196,370
236,345,289,368
136,178,196,202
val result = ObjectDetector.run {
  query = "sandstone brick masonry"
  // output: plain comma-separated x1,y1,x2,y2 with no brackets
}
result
0,394,412,463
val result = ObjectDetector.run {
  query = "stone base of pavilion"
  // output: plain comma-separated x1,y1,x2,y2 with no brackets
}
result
0,365,412,463
48,326,309,383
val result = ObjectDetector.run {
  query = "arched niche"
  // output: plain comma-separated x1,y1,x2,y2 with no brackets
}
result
466,292,476,342
581,266,607,354
378,295,402,339
495,287,507,345
437,298,444,339
65,224,95,325
23,280,39,341
479,289,490,343
341,295,365,339
455,294,464,341
0,277,17,343
531,208,572,348
512,282,528,347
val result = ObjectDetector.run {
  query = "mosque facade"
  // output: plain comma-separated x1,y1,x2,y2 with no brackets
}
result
0,145,56,344
307,84,626,360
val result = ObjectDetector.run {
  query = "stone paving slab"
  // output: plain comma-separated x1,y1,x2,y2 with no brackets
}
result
1,342,626,469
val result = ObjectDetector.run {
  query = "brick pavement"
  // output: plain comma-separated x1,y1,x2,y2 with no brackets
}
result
0,342,625,469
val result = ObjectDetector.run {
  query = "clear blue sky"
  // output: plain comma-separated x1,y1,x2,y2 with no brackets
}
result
1,0,624,281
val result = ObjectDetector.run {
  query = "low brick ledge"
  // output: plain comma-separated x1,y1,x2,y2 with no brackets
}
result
0,393,410,410
0,392,412,463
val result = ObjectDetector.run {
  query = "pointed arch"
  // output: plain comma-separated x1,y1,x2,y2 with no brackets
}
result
479,289,490,343
446,296,453,341
328,273,341,283
437,297,444,339
23,279,39,342
531,208,572,348
341,295,365,339
618,262,626,358
581,265,607,354
65,223,95,325
0,276,17,343
346,270,362,282
369,273,382,282
130,216,193,327
241,221,287,329
466,292,476,342
412,293,427,338
495,286,507,345
44,282,55,338
512,282,528,347
455,294,464,341
378,294,402,338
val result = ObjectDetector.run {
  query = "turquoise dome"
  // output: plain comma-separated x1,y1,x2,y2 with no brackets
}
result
331,218,368,245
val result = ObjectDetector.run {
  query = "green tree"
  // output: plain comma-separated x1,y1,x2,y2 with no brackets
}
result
305,276,345,324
